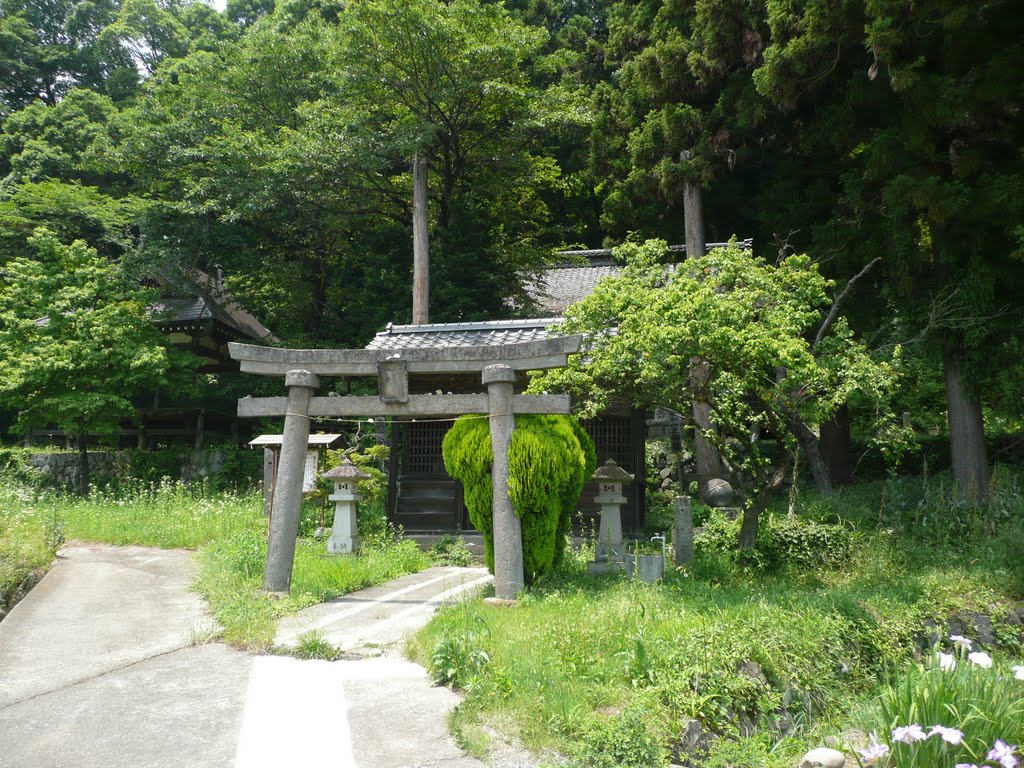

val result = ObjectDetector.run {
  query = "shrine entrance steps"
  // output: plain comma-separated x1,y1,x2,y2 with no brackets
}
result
274,565,492,653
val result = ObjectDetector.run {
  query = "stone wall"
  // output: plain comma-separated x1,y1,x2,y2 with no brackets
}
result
26,450,226,492
28,452,125,492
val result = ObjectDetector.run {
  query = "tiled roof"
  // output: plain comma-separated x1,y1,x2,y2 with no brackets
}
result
151,297,213,324
366,240,753,350
532,240,753,315
527,263,622,315
366,318,562,350
153,269,277,342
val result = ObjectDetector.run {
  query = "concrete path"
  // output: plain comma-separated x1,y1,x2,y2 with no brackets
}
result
0,543,529,768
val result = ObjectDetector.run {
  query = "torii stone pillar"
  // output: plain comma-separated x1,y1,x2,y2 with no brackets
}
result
229,336,581,597
264,369,318,593
483,364,524,600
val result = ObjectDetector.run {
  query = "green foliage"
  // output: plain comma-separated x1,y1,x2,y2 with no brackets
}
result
694,511,852,576
293,629,339,660
568,706,668,768
429,609,492,691
534,239,896,545
863,650,1024,768
442,413,595,585
413,475,1024,763
429,535,474,568
324,441,388,504
819,465,1024,553
0,230,198,488
0,0,134,115
57,479,261,549
0,477,59,604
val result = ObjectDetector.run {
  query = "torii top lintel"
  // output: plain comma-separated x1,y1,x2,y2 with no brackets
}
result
227,335,583,377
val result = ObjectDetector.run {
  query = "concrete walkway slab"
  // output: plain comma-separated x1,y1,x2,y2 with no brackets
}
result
0,643,251,768
0,544,526,768
274,566,493,652
0,543,217,708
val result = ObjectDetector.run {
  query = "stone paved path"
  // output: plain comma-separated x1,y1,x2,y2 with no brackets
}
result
0,543,530,768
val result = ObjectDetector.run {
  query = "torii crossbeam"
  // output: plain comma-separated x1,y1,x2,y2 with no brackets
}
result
229,335,582,600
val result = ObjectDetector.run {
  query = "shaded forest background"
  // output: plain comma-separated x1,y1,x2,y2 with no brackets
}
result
1,0,1022,499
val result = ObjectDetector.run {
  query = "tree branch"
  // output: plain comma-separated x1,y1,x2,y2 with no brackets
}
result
813,256,882,349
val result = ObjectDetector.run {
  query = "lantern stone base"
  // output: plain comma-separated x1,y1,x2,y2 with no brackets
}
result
327,534,361,555
587,560,627,576
595,541,625,561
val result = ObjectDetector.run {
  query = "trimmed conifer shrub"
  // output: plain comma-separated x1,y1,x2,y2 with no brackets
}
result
442,414,596,584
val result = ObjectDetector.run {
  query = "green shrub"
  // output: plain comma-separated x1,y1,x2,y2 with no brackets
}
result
568,707,668,768
429,535,474,567
429,610,492,690
695,510,851,574
442,414,595,584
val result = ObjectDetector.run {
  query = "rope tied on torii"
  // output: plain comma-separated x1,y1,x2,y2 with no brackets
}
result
229,336,583,601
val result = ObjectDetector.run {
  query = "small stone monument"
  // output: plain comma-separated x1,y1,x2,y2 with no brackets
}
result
587,459,633,576
323,459,369,554
673,496,694,565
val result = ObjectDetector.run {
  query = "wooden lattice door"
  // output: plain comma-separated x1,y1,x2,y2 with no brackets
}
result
392,421,466,531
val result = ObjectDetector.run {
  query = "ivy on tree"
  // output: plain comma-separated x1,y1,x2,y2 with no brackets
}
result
0,229,196,494
533,240,896,548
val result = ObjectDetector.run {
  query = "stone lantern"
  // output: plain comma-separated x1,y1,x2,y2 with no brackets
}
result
323,459,369,554
587,459,633,574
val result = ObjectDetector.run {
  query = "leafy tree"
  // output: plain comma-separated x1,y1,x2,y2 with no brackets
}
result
0,0,136,115
113,17,363,344
118,1,572,343
334,0,561,317
0,87,124,191
753,0,1024,502
0,180,139,263
590,0,775,243
0,229,196,494
533,240,895,547
97,0,238,76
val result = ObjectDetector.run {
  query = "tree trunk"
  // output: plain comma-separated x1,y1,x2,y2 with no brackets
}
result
412,152,430,325
693,402,719,499
681,150,705,259
739,493,767,549
738,462,787,548
819,405,853,486
77,433,90,497
682,170,720,498
944,350,989,502
784,408,832,495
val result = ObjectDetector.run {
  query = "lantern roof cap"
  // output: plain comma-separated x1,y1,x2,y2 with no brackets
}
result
323,458,370,481
592,458,633,483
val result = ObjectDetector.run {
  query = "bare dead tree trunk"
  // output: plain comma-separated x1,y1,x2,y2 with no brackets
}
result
819,405,853,486
412,152,430,325
784,409,832,495
944,349,989,502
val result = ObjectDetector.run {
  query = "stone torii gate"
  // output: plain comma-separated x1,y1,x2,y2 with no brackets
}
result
228,336,582,601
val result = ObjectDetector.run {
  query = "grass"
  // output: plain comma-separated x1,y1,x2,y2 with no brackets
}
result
0,483,61,608
0,477,431,650
196,524,430,648
411,469,1024,768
